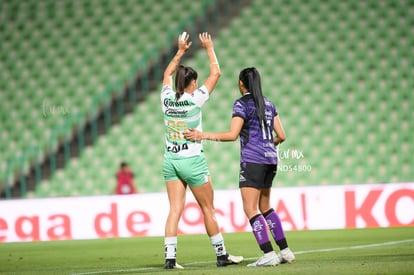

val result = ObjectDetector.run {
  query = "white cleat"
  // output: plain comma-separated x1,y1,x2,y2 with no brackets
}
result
227,254,244,264
173,262,184,269
278,247,296,264
247,251,279,267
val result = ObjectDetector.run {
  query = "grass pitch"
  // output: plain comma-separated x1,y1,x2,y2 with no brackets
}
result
1,227,413,275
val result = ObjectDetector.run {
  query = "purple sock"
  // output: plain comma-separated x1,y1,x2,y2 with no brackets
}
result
249,214,273,253
264,209,286,241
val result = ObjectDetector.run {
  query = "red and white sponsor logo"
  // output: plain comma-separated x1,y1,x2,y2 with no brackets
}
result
0,183,413,242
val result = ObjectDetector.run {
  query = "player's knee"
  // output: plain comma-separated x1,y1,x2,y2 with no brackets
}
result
243,206,258,218
169,204,184,215
199,204,215,216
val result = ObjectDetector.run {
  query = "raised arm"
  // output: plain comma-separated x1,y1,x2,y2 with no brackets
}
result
199,32,221,93
184,117,244,142
162,33,192,87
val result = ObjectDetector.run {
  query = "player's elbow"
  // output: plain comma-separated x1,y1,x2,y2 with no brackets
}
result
228,132,238,141
211,70,221,79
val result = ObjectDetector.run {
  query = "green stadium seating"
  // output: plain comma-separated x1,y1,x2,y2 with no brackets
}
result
1,0,211,192
20,0,414,197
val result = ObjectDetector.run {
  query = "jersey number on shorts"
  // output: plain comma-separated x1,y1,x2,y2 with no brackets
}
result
167,120,187,141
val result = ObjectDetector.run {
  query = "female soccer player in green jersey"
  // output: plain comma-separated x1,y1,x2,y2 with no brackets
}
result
161,32,243,269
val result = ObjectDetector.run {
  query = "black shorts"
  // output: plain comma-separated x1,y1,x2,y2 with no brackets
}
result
239,162,277,189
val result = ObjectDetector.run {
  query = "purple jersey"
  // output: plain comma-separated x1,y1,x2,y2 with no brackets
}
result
232,93,279,165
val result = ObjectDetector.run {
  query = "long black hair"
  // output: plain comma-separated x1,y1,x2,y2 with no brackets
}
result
175,65,198,100
239,67,266,127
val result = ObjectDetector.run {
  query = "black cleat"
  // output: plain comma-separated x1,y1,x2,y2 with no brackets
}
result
216,253,244,267
164,259,184,269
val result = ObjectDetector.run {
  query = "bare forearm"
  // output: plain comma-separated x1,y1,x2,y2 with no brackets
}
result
164,50,185,78
202,131,237,142
206,48,220,74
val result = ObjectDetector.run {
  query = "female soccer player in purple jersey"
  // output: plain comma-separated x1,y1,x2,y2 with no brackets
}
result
185,67,295,267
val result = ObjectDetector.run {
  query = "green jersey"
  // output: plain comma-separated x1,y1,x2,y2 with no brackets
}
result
161,85,209,159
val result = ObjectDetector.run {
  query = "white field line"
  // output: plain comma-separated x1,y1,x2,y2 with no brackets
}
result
69,239,414,275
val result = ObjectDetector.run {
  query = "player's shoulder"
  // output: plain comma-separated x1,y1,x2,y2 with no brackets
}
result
161,85,173,95
192,85,209,98
232,96,248,117
264,96,276,106
263,97,279,115
235,93,252,105
263,96,272,103
233,97,244,109
188,85,209,106
161,85,175,102
198,85,209,94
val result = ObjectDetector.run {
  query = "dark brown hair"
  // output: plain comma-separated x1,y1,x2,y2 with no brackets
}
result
174,65,198,100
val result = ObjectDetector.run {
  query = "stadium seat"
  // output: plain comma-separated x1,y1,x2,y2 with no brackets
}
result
19,0,413,198
1,0,213,192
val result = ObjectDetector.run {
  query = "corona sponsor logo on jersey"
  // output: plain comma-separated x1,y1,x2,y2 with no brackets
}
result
163,98,191,108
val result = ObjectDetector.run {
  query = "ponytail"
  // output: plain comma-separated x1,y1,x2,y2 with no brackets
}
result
239,67,266,127
174,65,198,100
